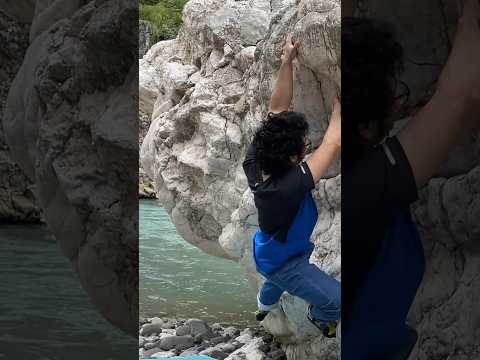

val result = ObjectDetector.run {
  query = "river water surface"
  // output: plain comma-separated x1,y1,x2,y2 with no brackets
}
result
140,199,257,326
0,224,135,360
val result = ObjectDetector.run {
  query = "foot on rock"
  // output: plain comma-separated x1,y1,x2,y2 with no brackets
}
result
306,305,338,338
255,309,270,321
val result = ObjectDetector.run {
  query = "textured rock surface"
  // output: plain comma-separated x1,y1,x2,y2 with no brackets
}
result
141,0,341,358
0,1,36,24
139,20,155,58
352,0,480,358
139,110,156,198
0,10,41,222
139,317,287,359
3,0,138,336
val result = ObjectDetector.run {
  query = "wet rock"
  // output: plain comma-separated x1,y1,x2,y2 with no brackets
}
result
210,335,230,345
141,323,165,337
175,324,191,336
159,335,195,351
223,326,241,338
185,318,215,340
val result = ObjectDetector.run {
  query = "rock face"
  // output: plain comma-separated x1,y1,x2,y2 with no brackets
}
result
3,0,138,336
0,10,41,222
139,110,157,198
352,0,480,358
0,1,36,24
139,20,155,58
141,0,341,358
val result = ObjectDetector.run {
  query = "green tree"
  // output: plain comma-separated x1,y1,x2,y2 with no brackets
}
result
139,0,188,41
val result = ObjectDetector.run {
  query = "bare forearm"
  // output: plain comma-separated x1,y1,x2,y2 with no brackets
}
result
399,0,480,188
398,86,468,188
306,97,341,183
269,60,294,113
306,142,341,183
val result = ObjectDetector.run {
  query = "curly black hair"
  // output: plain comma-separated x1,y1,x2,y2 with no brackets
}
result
252,111,309,178
342,17,405,168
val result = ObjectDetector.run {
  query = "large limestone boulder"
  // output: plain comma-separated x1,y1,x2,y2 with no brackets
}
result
141,0,341,358
351,0,480,358
3,0,138,336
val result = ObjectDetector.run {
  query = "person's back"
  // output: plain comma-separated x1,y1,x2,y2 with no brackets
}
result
243,121,318,273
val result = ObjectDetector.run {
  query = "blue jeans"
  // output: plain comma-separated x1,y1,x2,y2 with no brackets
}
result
257,251,340,322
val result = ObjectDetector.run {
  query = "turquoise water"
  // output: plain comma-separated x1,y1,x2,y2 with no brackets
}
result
0,224,135,360
140,200,257,326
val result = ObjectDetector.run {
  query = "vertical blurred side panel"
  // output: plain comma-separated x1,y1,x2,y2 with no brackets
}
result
342,0,480,358
0,0,138,358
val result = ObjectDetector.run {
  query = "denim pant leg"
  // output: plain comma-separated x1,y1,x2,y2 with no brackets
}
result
269,253,341,321
257,278,284,311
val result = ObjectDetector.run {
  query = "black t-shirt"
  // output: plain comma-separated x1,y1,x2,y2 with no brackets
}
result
342,136,418,322
242,141,315,242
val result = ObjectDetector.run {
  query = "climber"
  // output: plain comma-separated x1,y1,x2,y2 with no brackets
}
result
342,0,480,358
242,32,341,338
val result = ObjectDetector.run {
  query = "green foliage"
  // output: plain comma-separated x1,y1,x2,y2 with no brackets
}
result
139,0,188,41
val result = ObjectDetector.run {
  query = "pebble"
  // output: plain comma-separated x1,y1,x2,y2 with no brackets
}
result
160,335,195,351
161,321,175,329
150,350,177,358
139,316,286,359
175,324,191,336
223,326,240,337
144,341,160,350
140,323,164,337
151,317,164,324
200,348,229,359
217,343,236,353
210,335,229,345
186,318,214,340
144,347,164,357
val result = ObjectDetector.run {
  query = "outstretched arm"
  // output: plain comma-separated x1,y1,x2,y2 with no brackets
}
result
268,33,300,114
398,0,480,188
306,98,341,183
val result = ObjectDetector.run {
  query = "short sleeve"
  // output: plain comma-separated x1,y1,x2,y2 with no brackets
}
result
381,136,418,205
343,135,418,215
276,161,315,202
242,141,262,190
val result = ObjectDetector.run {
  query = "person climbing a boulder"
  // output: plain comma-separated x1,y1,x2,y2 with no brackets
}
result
242,32,341,338
342,0,480,358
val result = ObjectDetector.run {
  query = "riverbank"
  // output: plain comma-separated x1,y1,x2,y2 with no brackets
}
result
139,316,286,360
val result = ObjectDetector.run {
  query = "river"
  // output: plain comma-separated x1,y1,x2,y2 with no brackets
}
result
140,199,257,327
0,224,135,360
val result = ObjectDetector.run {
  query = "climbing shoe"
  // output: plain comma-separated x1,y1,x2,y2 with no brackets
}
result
306,304,337,338
255,309,270,321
